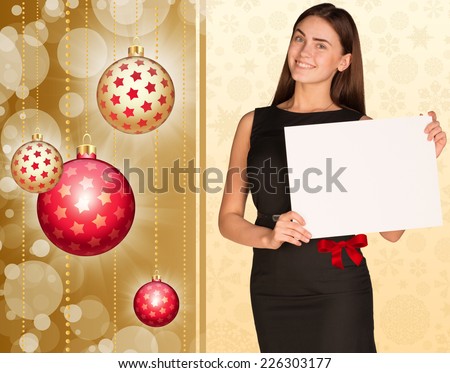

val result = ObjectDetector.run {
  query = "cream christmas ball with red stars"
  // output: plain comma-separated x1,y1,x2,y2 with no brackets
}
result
97,45,175,134
11,133,63,193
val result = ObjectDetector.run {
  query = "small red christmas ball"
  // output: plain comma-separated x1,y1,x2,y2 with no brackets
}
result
133,275,179,327
11,133,63,193
97,44,175,134
36,141,135,256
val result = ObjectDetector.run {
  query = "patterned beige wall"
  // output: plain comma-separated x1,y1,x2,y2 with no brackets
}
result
206,0,450,352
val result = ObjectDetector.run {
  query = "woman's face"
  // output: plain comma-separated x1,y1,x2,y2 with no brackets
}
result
287,16,351,86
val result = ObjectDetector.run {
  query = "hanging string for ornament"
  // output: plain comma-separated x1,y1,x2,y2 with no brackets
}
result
154,0,160,277
35,0,40,137
36,134,136,256
11,2,64,193
135,0,139,40
64,0,72,353
64,0,72,161
181,0,187,352
96,0,175,136
133,0,179,328
112,0,118,353
37,1,135,256
84,0,89,136
20,0,27,351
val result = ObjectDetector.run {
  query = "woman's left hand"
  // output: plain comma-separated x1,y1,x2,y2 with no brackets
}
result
425,111,447,158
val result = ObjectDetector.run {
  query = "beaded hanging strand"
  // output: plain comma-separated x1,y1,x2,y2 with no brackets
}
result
113,0,118,354
182,0,187,353
64,0,72,353
20,0,26,352
35,1,40,134
153,1,159,277
64,1,71,160
84,0,89,136
136,0,139,40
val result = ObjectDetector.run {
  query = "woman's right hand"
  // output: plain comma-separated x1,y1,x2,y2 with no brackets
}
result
264,211,312,249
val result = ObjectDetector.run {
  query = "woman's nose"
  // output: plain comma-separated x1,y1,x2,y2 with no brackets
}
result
299,42,312,56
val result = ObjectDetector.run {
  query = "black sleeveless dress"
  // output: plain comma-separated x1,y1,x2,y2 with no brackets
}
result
247,106,376,353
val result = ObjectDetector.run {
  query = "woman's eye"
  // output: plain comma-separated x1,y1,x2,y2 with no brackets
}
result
317,43,326,49
295,36,304,42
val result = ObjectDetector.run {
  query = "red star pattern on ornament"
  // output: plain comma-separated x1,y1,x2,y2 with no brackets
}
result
127,88,139,100
123,107,135,118
37,155,135,256
153,112,162,122
141,101,152,112
114,77,124,88
158,95,167,105
110,94,121,105
137,119,147,127
11,139,63,193
97,56,175,134
133,279,179,327
145,82,156,94
130,71,142,81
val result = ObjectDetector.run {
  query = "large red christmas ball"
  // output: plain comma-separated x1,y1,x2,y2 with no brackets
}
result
11,133,63,193
36,142,135,256
134,275,179,327
97,44,175,134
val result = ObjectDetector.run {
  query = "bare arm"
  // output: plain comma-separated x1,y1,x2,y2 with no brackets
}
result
218,111,311,249
360,115,405,242
218,111,273,248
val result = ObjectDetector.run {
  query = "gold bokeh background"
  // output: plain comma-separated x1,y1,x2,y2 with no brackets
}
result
1,0,449,354
0,0,199,352
205,0,450,352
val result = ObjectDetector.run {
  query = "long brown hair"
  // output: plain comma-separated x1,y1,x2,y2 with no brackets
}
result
272,3,366,114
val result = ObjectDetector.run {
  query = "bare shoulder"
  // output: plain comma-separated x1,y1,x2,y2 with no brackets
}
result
226,111,255,170
238,110,255,129
359,115,373,121
233,110,255,141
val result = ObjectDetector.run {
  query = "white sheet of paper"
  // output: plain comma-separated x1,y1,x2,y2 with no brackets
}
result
284,116,442,239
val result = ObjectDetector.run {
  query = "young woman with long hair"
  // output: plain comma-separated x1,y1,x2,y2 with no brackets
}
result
218,3,446,352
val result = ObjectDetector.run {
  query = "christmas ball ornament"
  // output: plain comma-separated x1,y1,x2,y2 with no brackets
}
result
37,137,135,256
11,133,63,193
97,43,175,134
134,274,179,327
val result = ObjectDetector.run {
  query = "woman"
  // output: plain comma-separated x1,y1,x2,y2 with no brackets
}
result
218,3,446,352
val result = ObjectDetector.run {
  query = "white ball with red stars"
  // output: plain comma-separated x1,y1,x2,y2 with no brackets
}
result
36,143,135,256
97,48,175,134
11,133,63,193
134,275,179,327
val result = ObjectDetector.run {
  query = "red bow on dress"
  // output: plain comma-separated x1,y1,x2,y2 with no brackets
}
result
317,234,368,270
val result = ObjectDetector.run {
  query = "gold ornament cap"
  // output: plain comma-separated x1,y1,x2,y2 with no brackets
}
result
77,134,96,159
32,133,43,141
128,44,144,57
128,37,144,56
152,271,161,282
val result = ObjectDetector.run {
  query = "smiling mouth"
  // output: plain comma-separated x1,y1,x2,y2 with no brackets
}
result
295,61,315,69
